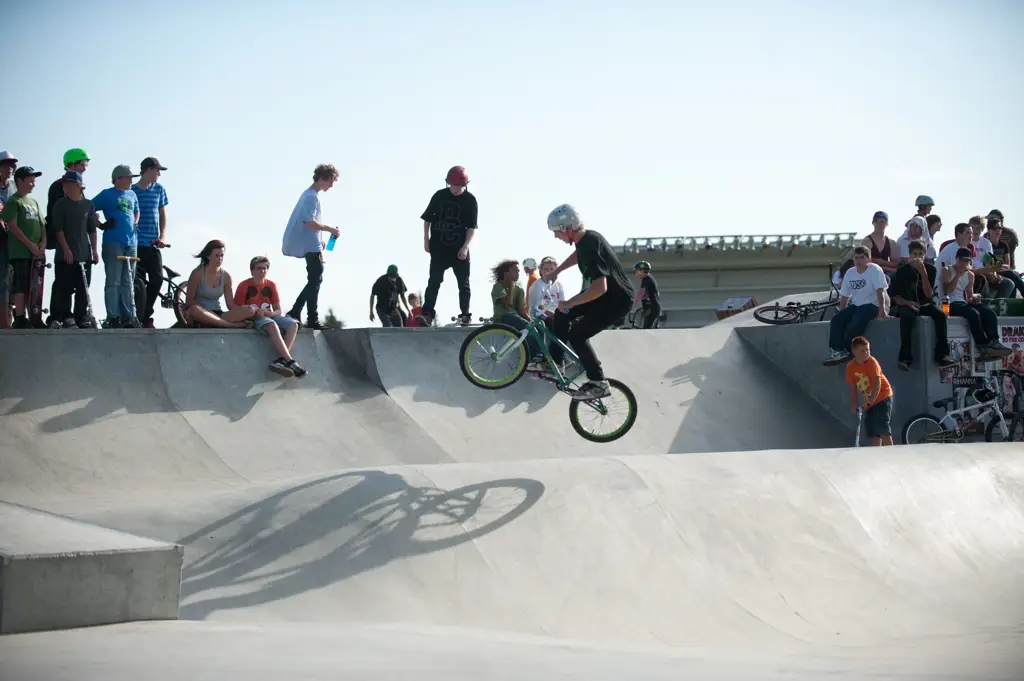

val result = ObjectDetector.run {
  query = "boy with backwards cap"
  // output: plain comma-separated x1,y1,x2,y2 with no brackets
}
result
50,171,101,327
132,157,170,327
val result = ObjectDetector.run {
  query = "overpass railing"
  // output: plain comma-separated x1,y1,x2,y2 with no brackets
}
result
617,233,859,254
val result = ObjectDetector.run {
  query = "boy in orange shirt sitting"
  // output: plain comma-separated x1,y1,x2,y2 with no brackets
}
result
234,256,305,377
845,336,894,446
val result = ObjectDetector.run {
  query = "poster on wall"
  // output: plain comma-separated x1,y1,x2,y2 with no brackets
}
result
940,336,973,384
999,323,1024,375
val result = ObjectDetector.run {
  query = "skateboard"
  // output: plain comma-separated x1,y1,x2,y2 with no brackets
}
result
27,257,51,328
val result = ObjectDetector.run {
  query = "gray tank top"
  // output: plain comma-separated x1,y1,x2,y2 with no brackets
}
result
195,268,225,312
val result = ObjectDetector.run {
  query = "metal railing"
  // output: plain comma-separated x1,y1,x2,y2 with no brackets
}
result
618,233,859,254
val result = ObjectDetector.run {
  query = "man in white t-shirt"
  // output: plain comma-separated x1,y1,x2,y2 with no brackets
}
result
823,246,889,366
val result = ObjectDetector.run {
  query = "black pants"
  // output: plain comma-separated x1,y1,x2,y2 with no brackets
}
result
376,305,402,327
549,294,632,382
895,303,948,363
52,261,93,323
137,245,163,322
289,253,324,322
949,301,999,346
642,304,662,329
423,249,470,317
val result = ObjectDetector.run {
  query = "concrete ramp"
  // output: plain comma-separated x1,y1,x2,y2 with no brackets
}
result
363,324,851,459
49,445,1024,673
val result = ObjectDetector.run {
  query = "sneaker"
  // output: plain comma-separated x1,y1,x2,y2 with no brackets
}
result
415,310,435,327
822,348,850,366
143,319,156,329
62,317,76,329
571,380,612,401
12,316,28,329
269,357,295,377
304,320,326,331
458,313,473,326
935,355,956,368
285,358,307,378
897,360,911,372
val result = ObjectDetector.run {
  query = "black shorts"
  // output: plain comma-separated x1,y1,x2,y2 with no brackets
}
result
9,258,32,295
864,396,893,437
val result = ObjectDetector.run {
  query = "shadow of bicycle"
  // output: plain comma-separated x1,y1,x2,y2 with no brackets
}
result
177,470,545,619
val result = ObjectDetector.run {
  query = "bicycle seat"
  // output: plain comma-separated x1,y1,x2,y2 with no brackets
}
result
163,265,180,279
932,397,955,409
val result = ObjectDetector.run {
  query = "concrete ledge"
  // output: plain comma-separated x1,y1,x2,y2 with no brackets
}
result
0,502,183,634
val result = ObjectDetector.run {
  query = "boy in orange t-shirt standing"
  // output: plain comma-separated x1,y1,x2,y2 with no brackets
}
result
234,256,305,377
845,336,894,446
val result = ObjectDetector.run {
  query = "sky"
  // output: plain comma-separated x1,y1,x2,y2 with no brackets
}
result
3,0,1021,328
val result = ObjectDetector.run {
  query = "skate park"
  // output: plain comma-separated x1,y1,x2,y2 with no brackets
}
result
1,301,1022,680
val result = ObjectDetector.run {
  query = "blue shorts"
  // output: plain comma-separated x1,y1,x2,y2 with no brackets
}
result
254,314,297,334
864,396,893,437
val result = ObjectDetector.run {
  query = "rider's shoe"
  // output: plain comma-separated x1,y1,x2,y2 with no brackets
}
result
526,356,548,373
986,342,1013,358
571,380,612,401
458,313,473,326
935,354,956,368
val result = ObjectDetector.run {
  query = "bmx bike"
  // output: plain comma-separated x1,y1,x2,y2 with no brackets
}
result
901,373,1022,444
753,262,841,325
135,263,189,326
622,308,665,329
457,313,638,443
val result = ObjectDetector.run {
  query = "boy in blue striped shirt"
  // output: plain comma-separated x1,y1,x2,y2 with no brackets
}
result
132,157,169,327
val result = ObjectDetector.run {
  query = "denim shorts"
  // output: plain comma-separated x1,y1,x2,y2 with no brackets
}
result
864,396,893,437
254,314,298,334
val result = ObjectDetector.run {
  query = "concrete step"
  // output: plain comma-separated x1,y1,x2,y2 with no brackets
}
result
0,502,183,634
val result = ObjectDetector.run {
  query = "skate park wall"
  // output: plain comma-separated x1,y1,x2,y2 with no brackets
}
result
737,316,1024,440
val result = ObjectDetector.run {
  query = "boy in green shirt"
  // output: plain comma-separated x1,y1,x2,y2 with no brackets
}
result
0,167,46,328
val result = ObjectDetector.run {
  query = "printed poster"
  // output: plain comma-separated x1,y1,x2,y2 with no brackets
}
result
999,323,1024,375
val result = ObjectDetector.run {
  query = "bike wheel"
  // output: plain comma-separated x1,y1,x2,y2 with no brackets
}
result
901,413,945,444
172,283,189,326
985,413,1024,443
753,304,801,325
568,378,638,443
459,324,529,390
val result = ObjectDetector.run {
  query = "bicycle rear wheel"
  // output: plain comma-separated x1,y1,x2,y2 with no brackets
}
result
901,413,945,444
172,282,188,326
459,324,529,390
568,378,638,443
753,304,801,325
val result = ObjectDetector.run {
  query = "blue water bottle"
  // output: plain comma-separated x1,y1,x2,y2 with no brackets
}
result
326,235,337,252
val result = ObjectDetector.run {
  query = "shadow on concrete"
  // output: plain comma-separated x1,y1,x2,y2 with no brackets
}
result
177,470,545,620
667,330,852,453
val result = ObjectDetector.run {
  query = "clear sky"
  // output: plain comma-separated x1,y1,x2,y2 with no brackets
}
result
4,0,1021,328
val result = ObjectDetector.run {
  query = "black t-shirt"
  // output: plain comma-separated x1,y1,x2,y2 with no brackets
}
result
888,261,936,305
420,189,478,252
996,228,1017,268
639,274,661,308
44,179,67,249
575,230,634,302
52,197,99,263
371,274,406,310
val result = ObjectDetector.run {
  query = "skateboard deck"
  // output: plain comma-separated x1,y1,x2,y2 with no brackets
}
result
27,257,50,328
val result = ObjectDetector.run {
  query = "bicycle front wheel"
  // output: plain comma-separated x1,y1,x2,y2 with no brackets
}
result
172,282,189,326
753,304,801,325
901,413,945,444
459,324,529,390
569,378,638,443
985,413,1023,443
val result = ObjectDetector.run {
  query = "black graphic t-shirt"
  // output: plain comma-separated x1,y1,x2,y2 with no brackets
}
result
998,227,1017,268
372,274,406,310
420,189,478,253
639,274,661,308
575,230,634,302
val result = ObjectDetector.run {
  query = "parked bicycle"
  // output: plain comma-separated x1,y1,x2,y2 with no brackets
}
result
901,372,1023,444
135,264,189,327
753,262,841,325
